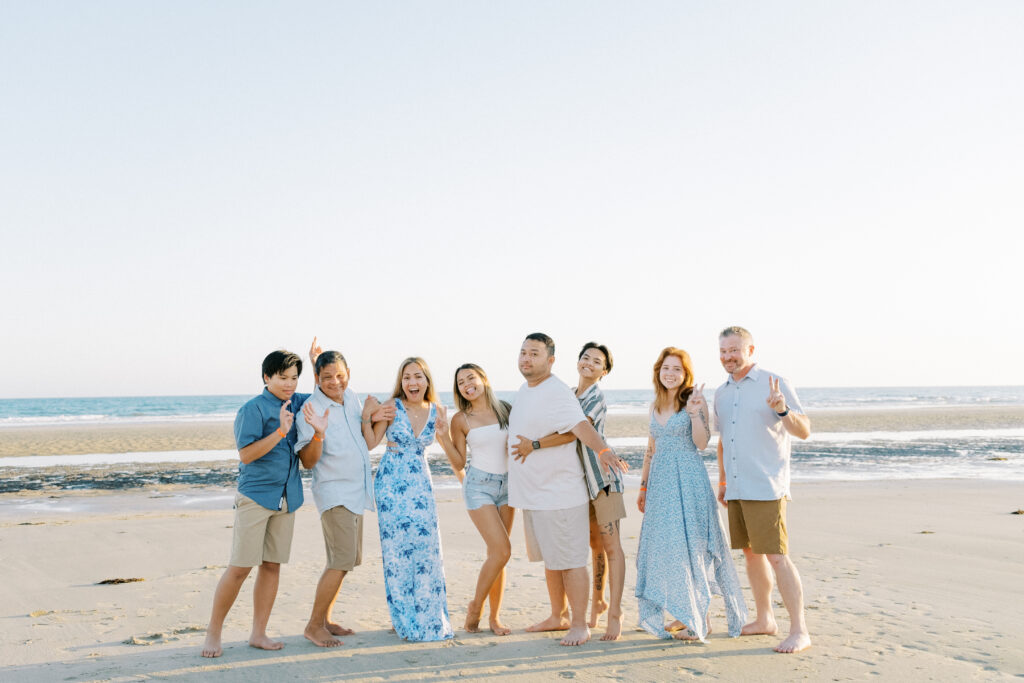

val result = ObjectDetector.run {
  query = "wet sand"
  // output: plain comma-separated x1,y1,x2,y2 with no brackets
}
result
2,406,1022,458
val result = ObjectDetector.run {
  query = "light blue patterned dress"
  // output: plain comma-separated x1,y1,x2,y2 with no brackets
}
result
635,409,748,640
374,399,454,641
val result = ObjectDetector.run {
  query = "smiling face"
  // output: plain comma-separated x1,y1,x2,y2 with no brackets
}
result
456,367,485,402
719,334,755,378
519,339,554,383
658,355,687,391
577,347,608,382
401,362,429,402
316,361,350,403
264,367,299,401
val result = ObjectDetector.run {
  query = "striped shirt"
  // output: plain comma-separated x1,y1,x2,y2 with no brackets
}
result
576,383,624,498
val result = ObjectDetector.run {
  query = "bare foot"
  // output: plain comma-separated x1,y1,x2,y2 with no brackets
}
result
201,633,222,658
560,624,591,646
248,634,284,651
741,617,778,636
525,615,571,632
304,625,342,648
600,613,622,641
326,622,355,636
671,626,700,642
588,597,608,628
774,631,812,653
489,619,512,636
465,599,482,633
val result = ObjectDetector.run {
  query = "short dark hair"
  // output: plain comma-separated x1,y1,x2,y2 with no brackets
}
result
262,350,303,383
524,332,555,357
315,350,348,375
578,342,613,373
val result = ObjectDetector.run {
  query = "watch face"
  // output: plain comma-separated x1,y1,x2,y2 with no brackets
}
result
532,441,541,450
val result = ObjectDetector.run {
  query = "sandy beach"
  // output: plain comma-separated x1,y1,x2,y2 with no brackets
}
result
1,478,1021,682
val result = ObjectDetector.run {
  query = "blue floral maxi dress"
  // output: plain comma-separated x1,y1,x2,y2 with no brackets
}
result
635,410,748,640
374,399,454,641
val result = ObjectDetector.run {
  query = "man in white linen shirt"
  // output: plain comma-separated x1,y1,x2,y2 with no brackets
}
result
295,348,393,648
714,326,812,654
508,332,627,646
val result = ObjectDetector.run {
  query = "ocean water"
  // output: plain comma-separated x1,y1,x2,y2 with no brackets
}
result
1,387,1022,493
3,386,1023,426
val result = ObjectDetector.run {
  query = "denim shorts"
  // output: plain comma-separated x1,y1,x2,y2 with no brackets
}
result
463,466,509,510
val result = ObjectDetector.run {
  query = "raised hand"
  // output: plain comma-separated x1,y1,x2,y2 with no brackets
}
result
766,376,787,414
279,400,294,434
434,404,450,442
685,383,707,416
302,401,329,435
511,435,533,462
309,336,323,367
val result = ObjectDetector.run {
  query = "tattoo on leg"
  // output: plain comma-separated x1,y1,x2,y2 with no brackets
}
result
594,553,606,590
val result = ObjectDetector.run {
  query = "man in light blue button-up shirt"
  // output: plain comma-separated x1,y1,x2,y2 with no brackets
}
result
294,348,392,648
714,326,812,654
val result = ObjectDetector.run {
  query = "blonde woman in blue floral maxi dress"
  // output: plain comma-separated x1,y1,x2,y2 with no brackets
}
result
364,357,454,642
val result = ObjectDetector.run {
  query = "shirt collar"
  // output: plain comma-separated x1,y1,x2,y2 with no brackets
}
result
314,385,349,408
261,387,285,403
727,363,761,385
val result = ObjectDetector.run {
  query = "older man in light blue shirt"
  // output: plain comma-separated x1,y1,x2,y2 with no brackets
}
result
294,348,392,648
714,326,812,655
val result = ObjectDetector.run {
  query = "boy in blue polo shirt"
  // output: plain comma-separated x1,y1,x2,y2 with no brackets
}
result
202,349,311,658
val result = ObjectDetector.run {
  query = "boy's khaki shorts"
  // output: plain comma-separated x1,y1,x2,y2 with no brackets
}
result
321,505,363,572
229,493,295,567
589,489,627,527
728,498,788,555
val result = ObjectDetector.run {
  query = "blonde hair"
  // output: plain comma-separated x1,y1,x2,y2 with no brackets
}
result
391,357,439,404
453,363,510,430
652,346,695,413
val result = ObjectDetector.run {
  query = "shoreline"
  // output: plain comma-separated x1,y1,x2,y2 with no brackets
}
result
1,479,1021,680
2,405,1023,458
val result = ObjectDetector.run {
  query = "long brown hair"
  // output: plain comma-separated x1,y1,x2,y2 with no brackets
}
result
652,346,695,413
453,363,511,430
391,357,439,404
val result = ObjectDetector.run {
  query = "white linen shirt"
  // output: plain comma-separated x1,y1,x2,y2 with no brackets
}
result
714,365,805,502
294,386,375,515
507,375,588,511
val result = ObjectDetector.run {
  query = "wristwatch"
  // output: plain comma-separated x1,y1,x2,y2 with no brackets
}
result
532,440,541,451
776,407,790,417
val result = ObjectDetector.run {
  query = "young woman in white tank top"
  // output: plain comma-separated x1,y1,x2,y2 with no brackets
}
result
437,363,515,636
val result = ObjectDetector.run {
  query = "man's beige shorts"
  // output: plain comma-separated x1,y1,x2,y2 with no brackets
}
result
229,493,295,567
728,498,788,555
589,489,627,527
523,503,590,571
321,505,363,572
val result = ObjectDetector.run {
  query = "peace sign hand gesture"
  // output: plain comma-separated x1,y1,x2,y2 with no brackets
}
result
685,383,707,417
766,376,787,414
434,404,451,443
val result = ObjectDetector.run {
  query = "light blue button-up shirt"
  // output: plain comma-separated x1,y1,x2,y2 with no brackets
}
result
714,365,805,501
294,386,375,516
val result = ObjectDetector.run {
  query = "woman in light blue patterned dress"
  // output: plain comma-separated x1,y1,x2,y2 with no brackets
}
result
363,357,454,641
635,347,747,642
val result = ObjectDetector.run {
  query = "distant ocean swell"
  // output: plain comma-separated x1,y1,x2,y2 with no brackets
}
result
3,386,1024,427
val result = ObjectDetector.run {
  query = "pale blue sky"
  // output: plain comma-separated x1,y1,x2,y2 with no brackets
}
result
2,2,1021,397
